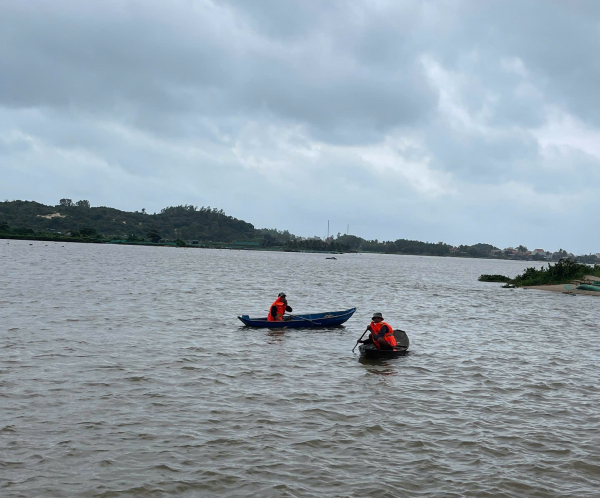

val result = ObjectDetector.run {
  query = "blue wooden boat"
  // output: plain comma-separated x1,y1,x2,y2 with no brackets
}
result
238,307,356,328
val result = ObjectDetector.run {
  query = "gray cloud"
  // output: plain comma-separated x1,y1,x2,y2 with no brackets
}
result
0,1,438,141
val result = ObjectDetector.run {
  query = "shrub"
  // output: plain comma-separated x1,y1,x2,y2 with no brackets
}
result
511,259,600,286
478,274,511,282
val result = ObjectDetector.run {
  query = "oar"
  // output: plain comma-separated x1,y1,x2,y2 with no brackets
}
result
287,313,320,325
352,328,369,353
264,310,320,325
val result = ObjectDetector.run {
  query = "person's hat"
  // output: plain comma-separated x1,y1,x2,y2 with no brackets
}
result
371,312,383,320
278,292,286,297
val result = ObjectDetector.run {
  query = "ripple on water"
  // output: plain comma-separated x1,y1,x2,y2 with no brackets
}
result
1,243,600,497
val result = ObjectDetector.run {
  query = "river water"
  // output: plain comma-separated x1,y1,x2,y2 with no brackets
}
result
1,239,599,497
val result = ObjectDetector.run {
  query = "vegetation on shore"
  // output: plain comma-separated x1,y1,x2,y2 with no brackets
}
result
478,274,511,283
0,199,460,254
1,199,598,261
479,259,600,287
0,200,255,243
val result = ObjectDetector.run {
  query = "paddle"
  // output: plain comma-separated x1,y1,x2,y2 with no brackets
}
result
352,328,369,353
287,313,320,325
264,310,320,325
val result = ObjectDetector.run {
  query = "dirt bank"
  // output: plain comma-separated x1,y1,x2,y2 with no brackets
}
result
522,275,600,295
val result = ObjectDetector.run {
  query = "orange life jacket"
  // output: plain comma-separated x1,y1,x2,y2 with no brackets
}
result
267,297,286,321
370,321,397,349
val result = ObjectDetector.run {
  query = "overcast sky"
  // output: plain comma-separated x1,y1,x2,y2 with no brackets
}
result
1,0,600,253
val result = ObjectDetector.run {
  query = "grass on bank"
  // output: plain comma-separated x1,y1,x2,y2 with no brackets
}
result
479,259,600,287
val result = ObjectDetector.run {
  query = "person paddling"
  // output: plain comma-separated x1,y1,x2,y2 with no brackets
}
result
267,292,293,321
358,312,397,350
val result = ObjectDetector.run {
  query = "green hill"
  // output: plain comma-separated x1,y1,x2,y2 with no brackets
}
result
0,200,256,243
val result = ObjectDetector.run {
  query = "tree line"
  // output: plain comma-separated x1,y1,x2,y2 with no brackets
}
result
0,199,594,260
0,200,255,244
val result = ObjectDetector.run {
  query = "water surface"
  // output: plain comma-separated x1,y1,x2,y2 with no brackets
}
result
1,240,599,497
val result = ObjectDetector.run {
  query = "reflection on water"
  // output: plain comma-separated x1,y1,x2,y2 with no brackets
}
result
266,329,286,343
361,365,400,376
358,351,411,375
2,240,600,497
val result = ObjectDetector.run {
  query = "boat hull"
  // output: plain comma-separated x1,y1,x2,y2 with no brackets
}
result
238,307,356,328
358,344,408,359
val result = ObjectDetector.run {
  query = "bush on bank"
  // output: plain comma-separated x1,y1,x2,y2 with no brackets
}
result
479,259,600,287
478,274,512,283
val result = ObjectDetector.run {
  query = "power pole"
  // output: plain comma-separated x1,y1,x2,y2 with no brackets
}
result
347,224,349,235
327,220,329,239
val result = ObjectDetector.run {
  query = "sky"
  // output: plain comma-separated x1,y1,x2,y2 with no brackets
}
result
1,0,600,254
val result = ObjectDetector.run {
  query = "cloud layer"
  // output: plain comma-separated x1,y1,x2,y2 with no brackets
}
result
1,0,600,253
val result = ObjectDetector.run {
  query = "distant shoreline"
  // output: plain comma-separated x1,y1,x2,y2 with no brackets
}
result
0,235,580,262
2,200,598,261
0,236,344,254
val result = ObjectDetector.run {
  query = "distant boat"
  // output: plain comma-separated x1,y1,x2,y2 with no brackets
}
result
238,307,356,328
326,256,337,260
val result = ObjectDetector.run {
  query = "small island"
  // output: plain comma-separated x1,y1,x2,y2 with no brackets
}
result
480,259,600,295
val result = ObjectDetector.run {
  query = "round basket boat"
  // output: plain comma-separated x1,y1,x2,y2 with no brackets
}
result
358,329,409,359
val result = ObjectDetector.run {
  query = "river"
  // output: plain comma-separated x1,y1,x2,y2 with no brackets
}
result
1,239,599,497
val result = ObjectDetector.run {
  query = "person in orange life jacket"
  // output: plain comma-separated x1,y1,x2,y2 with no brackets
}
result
359,312,397,350
267,292,293,321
